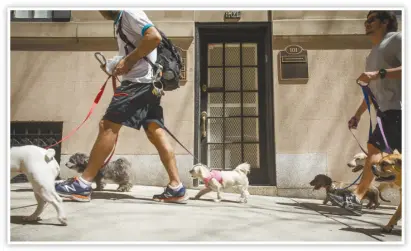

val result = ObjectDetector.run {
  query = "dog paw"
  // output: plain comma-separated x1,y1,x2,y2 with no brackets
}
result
58,217,68,226
381,225,393,233
238,198,247,203
22,215,41,222
116,187,129,192
213,199,221,203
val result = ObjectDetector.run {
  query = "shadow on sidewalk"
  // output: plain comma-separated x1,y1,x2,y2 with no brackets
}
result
277,201,392,217
10,215,65,227
89,191,189,205
276,201,358,216
11,189,33,193
340,226,402,237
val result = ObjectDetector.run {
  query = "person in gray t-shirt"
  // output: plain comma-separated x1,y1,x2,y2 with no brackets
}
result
329,11,402,216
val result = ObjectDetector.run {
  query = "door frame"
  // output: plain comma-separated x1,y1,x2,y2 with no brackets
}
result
194,22,276,186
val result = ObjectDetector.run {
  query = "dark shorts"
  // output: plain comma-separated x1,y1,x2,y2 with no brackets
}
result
368,110,401,153
102,80,164,130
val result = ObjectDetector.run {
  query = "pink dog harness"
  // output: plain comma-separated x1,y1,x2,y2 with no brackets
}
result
203,170,223,187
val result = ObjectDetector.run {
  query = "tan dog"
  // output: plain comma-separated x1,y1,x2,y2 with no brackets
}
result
347,152,398,196
309,174,389,209
371,149,402,233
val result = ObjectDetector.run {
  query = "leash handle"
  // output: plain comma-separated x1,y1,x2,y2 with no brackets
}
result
94,52,107,67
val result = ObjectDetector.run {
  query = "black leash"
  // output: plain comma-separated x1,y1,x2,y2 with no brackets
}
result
162,126,200,163
337,172,363,191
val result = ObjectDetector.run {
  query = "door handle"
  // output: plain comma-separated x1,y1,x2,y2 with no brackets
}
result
201,111,207,138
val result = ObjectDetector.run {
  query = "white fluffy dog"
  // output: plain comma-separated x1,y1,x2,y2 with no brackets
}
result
189,162,251,203
10,145,67,225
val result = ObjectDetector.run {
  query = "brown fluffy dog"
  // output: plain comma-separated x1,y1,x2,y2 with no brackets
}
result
309,174,389,209
371,149,402,233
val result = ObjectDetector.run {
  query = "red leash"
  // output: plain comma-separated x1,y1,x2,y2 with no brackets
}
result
46,75,118,167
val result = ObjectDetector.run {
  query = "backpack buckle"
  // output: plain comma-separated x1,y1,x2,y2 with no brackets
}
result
153,63,163,81
152,81,165,97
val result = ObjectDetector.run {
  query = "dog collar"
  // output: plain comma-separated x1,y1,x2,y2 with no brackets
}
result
203,170,223,187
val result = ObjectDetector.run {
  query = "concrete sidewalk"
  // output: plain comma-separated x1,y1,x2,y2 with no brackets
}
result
9,183,402,242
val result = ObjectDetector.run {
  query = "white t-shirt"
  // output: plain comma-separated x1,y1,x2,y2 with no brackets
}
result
366,32,402,112
114,10,157,83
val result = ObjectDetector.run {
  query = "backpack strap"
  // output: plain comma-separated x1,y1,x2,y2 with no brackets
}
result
116,13,157,69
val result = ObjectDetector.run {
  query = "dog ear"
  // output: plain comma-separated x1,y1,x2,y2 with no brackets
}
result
44,149,56,163
324,175,332,186
393,149,400,155
395,157,402,166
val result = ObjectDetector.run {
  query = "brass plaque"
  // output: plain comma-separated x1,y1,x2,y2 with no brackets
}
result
224,11,241,20
278,45,309,81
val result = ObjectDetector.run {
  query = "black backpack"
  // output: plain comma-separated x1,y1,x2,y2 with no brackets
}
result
116,13,183,91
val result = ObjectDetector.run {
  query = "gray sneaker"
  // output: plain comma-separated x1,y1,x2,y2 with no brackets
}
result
328,191,362,216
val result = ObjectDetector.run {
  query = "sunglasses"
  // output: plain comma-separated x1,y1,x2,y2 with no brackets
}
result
364,16,379,25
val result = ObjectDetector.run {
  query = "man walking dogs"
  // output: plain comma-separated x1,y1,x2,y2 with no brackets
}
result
55,10,188,203
329,11,402,215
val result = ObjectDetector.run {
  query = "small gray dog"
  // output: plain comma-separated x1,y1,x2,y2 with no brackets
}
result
65,153,133,192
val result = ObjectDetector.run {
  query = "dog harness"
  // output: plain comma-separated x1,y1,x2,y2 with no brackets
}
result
203,170,223,187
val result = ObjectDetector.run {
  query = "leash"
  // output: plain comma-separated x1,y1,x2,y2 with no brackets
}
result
349,129,369,156
356,80,393,154
45,52,119,167
340,80,394,191
337,172,363,191
162,126,200,163
340,80,383,191
47,52,197,166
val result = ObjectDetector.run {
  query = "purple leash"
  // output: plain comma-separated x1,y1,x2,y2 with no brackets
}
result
355,80,393,154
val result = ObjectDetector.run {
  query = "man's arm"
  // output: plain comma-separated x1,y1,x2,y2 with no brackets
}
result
354,99,369,119
356,65,401,84
384,66,402,79
124,27,162,68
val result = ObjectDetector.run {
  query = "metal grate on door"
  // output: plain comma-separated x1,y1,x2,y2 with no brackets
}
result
206,43,260,170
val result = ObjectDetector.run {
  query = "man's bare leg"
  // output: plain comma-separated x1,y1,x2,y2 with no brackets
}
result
81,120,122,181
145,122,181,187
353,143,382,200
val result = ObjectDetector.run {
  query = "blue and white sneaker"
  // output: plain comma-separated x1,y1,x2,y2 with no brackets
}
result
152,185,188,203
328,191,362,216
55,177,92,202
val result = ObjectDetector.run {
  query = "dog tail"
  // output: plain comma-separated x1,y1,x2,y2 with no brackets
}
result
45,149,56,163
235,162,251,175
